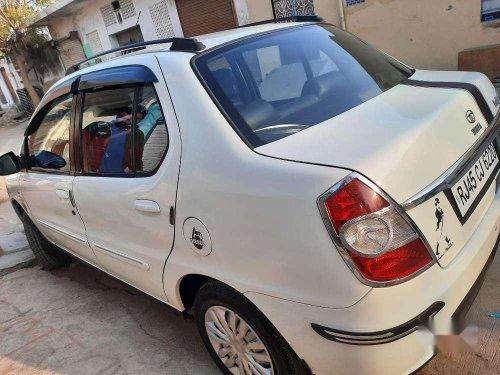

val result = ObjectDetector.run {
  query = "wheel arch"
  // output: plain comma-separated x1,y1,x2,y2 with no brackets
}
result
177,273,246,312
178,273,212,311
10,198,26,220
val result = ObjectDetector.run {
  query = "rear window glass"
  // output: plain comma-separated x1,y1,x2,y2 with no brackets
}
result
194,24,413,147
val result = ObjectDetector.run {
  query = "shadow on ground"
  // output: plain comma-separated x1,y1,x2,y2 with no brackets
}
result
0,262,219,375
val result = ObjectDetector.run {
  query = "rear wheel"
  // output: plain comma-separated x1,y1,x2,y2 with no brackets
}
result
22,214,71,270
194,281,305,375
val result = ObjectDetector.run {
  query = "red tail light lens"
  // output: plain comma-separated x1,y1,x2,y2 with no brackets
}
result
347,239,432,282
324,179,389,231
321,177,434,285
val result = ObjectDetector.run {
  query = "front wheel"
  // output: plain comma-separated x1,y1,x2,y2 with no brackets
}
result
194,281,305,375
22,214,71,270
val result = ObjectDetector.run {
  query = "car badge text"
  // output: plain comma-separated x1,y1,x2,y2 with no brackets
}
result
190,227,204,249
465,110,476,124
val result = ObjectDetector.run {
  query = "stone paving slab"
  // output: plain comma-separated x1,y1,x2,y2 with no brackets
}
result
0,264,220,375
0,202,30,259
0,249,35,271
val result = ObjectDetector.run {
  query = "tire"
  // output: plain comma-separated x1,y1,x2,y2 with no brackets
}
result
22,214,71,270
194,281,306,375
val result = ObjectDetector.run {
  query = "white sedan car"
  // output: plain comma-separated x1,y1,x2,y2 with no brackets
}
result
0,17,499,375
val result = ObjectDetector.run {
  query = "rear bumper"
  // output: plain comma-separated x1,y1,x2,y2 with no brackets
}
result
245,191,499,375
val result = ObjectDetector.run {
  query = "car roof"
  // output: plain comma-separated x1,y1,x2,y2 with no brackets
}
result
48,22,317,99
192,22,311,49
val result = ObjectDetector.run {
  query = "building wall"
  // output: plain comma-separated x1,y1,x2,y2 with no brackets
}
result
245,0,341,24
0,58,22,108
43,0,500,75
344,0,500,71
48,0,184,55
246,0,274,21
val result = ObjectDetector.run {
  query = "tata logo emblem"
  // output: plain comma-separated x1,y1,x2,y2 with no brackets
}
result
493,96,500,107
465,110,476,124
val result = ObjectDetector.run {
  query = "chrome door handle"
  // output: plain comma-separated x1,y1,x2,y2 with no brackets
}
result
55,189,70,200
134,199,161,213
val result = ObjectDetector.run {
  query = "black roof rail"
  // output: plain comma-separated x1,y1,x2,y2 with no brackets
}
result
239,15,324,28
66,37,205,75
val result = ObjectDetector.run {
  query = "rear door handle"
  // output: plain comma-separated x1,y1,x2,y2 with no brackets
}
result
56,189,70,200
134,199,161,213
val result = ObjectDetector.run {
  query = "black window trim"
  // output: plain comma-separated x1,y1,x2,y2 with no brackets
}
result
75,82,170,179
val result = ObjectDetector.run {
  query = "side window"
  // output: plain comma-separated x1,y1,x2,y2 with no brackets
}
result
136,84,168,174
80,84,168,175
81,87,136,174
28,94,72,172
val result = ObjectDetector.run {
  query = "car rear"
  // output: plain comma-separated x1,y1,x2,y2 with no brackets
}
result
192,22,499,374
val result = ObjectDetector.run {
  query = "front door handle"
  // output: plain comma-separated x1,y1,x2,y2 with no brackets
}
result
134,199,161,213
56,189,70,200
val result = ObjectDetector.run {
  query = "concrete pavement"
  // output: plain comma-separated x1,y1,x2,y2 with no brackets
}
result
0,249,498,374
0,120,35,275
0,263,220,374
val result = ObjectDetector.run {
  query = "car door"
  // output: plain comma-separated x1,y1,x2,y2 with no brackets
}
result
72,58,181,300
18,93,97,263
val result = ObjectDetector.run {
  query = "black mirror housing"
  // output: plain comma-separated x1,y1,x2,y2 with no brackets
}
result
0,152,21,176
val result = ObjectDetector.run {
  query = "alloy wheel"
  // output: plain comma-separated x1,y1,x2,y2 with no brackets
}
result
204,306,274,375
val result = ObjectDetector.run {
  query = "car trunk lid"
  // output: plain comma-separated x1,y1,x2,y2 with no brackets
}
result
256,73,499,266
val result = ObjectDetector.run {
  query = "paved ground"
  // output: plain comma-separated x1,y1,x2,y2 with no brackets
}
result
0,251,498,374
0,111,499,374
0,119,34,274
0,264,220,375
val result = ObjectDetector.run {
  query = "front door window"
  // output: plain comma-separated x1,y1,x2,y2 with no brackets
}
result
27,94,73,173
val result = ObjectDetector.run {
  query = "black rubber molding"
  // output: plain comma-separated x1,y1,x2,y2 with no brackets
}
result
402,79,494,124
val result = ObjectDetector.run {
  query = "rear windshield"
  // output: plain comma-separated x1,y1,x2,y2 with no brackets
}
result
193,24,413,147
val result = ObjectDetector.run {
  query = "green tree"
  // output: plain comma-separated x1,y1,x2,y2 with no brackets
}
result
0,0,52,108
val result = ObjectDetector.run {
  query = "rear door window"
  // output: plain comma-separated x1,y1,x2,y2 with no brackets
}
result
194,24,413,147
136,85,169,174
81,87,136,175
80,84,168,176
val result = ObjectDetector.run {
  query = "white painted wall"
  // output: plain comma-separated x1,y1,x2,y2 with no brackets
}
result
0,58,23,108
48,0,184,55
233,0,250,25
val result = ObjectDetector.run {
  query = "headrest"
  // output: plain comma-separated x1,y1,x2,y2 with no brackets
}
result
301,72,346,98
238,100,280,130
213,68,239,101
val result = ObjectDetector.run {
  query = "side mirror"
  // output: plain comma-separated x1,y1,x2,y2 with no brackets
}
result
33,150,67,170
0,152,21,176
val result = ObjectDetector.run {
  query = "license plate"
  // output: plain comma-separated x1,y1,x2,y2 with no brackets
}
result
449,142,499,220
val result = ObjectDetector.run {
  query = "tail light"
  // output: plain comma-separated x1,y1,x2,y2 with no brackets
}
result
319,175,434,286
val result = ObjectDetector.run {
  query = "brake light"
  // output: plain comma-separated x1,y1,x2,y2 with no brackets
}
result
320,177,433,285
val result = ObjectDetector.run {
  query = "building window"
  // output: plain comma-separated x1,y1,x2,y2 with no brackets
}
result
149,0,175,39
101,4,117,27
481,0,500,22
272,0,315,18
344,0,365,6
